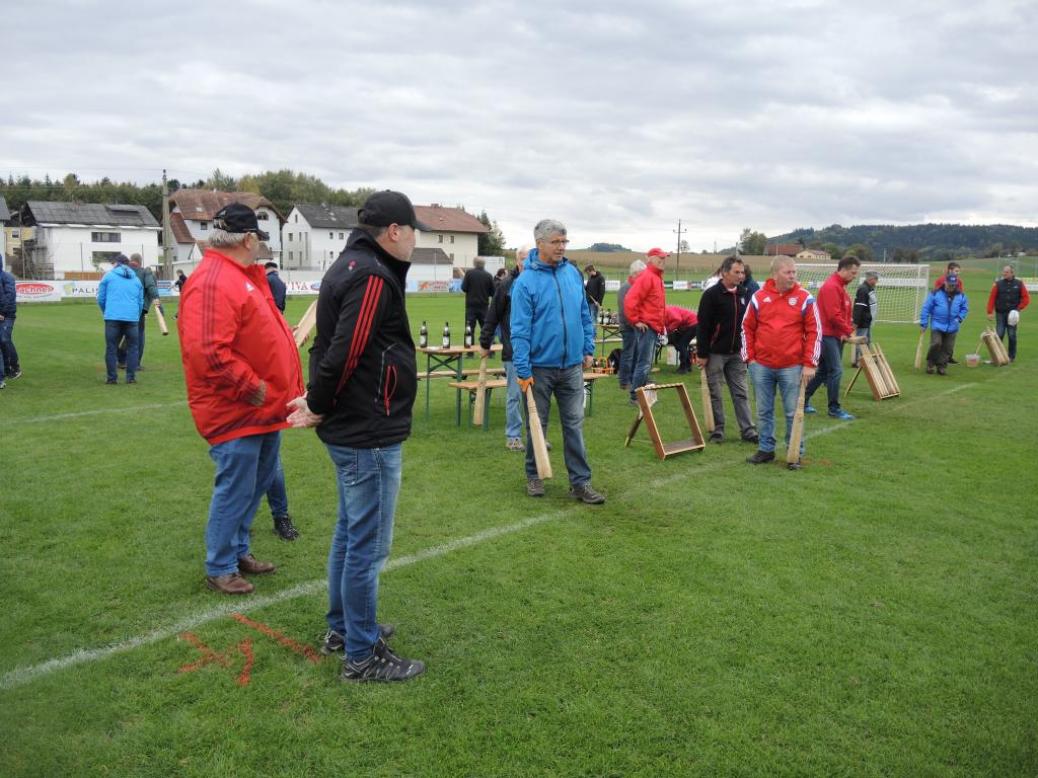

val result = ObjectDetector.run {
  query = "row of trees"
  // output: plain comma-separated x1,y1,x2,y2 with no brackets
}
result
738,227,951,264
0,169,507,254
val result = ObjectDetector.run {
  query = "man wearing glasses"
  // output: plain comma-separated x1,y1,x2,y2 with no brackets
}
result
510,219,605,504
178,203,303,595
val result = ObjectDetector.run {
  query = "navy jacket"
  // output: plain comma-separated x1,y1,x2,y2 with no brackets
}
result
266,270,287,312
0,255,16,319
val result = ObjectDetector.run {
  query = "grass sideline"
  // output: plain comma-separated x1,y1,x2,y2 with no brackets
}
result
1,271,1036,776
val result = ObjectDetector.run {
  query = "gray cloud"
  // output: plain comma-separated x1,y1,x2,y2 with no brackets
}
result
3,0,1036,251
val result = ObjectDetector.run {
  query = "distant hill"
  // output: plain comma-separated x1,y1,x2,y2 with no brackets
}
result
766,224,1038,259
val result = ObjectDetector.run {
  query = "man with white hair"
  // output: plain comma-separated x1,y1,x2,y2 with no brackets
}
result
178,203,303,595
986,264,1030,362
616,258,646,390
510,220,604,504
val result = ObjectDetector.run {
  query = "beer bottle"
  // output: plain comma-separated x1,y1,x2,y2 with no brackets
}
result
464,324,473,348
419,321,428,348
442,322,450,348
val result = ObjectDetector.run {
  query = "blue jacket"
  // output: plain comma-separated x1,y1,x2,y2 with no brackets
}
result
97,265,144,322
0,254,16,319
510,249,595,378
266,270,287,312
921,288,968,333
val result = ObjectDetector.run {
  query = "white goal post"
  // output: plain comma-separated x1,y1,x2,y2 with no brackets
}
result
793,263,930,324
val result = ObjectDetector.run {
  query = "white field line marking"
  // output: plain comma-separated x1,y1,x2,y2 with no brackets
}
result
0,511,566,692
1,380,981,691
12,401,187,425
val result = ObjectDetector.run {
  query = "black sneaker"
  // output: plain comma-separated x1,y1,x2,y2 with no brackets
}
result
742,433,760,444
746,450,775,465
948,357,958,364
273,514,300,541
106,378,118,385
8,370,21,380
570,483,606,504
709,431,724,444
341,638,424,682
320,625,395,655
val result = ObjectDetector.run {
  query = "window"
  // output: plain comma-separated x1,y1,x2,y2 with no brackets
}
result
339,232,344,239
294,214,298,223
11,229,19,239
450,235,455,244
91,231,121,243
288,233,293,242
257,212,269,221
200,221,208,231
329,250,334,258
438,235,444,244
329,232,334,239
449,253,454,261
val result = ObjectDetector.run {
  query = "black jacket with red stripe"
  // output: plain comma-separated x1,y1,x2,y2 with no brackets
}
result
307,229,416,448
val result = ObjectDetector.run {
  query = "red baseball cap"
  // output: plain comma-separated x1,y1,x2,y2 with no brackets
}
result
647,247,670,258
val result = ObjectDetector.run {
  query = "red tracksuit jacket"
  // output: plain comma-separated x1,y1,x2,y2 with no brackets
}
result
741,278,822,369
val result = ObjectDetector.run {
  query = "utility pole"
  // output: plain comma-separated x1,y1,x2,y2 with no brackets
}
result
161,169,173,279
673,219,686,279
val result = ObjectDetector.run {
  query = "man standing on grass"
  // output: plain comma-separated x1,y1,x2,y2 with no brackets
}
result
482,247,528,452
97,254,143,385
623,247,668,406
510,219,604,504
803,256,859,420
851,270,879,368
585,263,606,324
462,257,495,342
117,254,159,370
287,190,426,683
742,256,820,470
986,265,1030,362
920,274,968,375
616,258,646,391
178,203,303,595
695,255,757,445
0,253,20,388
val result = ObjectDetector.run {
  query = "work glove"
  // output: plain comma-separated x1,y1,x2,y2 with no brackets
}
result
517,376,534,393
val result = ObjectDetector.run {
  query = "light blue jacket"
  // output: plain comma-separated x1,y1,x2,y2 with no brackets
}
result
920,288,968,333
510,249,595,378
97,265,144,322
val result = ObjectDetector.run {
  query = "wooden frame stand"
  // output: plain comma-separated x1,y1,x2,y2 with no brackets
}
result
624,383,705,460
845,341,900,401
979,327,1010,366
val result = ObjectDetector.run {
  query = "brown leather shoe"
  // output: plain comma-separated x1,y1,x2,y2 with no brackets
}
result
237,553,276,575
206,572,255,595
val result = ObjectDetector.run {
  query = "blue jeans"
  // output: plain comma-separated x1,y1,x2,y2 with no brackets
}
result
504,360,523,439
117,312,148,367
525,365,592,487
205,431,281,576
804,335,844,413
266,453,289,517
0,318,19,376
104,320,139,381
748,362,804,455
852,327,870,366
995,311,1018,360
618,328,637,386
325,443,402,661
629,327,659,401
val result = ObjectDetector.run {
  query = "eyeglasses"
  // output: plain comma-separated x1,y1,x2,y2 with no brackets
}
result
547,239,569,247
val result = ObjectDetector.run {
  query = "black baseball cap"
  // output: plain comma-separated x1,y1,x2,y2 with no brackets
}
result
358,190,429,231
213,203,270,241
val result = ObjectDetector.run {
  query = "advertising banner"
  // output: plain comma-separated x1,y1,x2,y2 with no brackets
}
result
15,281,65,303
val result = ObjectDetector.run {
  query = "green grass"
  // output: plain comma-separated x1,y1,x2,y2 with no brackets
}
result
1,272,1036,776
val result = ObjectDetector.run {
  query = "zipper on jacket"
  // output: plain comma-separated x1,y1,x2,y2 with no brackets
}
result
552,268,569,365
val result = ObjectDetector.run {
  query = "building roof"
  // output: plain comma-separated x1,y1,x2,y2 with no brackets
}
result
170,189,282,222
415,205,489,234
23,201,160,228
410,248,452,265
0,196,10,222
170,212,194,245
766,243,802,256
293,203,360,230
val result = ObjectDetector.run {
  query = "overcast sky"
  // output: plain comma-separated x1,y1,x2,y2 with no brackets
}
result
4,0,1036,251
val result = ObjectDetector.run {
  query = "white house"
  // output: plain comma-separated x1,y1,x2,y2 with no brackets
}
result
0,196,10,261
19,201,161,278
796,248,832,261
414,204,488,269
169,190,283,269
283,203,358,270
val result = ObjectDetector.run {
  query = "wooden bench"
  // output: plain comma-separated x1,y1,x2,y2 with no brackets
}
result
418,367,507,381
449,371,613,429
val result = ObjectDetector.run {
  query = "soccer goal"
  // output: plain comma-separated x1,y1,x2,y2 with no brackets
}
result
793,264,930,324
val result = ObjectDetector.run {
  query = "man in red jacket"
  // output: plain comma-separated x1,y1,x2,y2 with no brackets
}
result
178,203,304,595
664,305,698,373
623,247,667,404
742,256,821,469
803,256,859,420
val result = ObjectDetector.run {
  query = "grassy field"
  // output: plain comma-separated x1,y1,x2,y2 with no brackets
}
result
1,268,1036,776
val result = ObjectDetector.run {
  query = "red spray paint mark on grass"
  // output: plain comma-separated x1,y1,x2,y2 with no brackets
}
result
236,639,254,686
230,612,322,664
178,632,254,686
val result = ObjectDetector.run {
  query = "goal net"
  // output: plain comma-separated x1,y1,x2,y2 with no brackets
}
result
793,264,930,324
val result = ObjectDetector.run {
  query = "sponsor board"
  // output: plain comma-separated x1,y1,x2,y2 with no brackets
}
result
416,280,450,293
286,280,321,296
15,281,65,303
605,279,621,292
672,280,689,291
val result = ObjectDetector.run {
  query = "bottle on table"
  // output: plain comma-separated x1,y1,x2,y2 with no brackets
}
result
419,321,428,348
464,324,473,348
442,322,451,349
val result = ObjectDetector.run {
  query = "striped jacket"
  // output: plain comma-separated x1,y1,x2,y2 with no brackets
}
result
741,278,822,369
306,229,416,448
178,249,303,445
